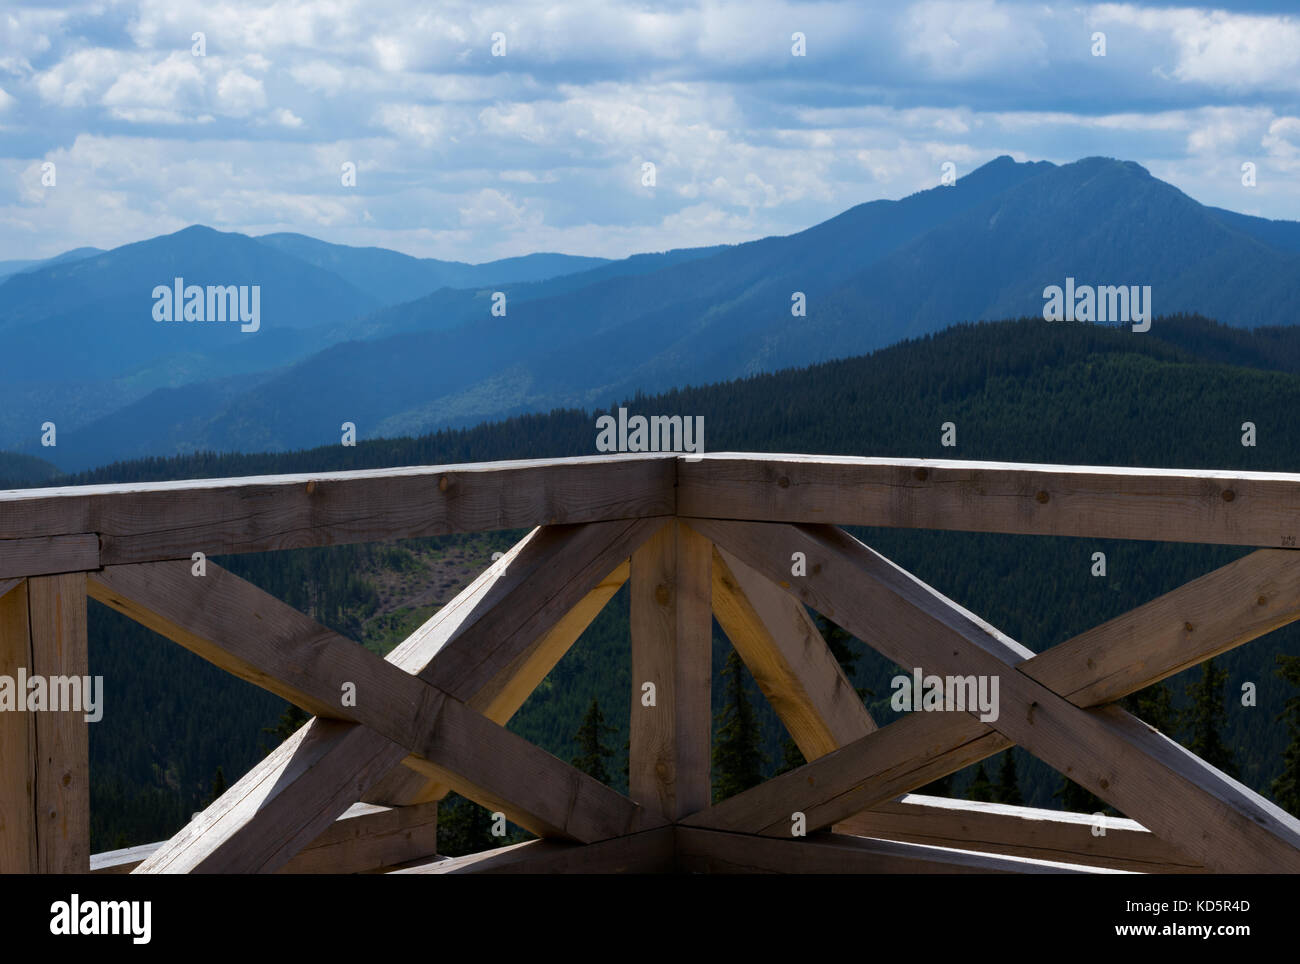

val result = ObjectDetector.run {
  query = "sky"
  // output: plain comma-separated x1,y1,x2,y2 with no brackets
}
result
3,0,1300,263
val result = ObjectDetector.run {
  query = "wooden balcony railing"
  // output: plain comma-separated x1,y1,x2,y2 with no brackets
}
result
3,453,1300,873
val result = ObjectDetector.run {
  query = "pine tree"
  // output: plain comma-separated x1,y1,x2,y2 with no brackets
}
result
1054,776,1117,816
994,750,1023,805
1121,681,1175,733
1272,653,1300,816
1183,657,1239,778
261,702,310,755
917,773,953,797
712,650,767,801
967,762,995,802
437,793,496,858
205,766,227,807
774,737,805,776
813,612,871,701
571,698,616,784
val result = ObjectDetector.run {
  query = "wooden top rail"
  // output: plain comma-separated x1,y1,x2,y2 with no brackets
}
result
4,452,1300,577
6,451,1300,875
678,453,1300,548
0,455,676,569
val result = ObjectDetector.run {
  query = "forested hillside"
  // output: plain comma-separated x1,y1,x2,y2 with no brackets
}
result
10,313,1300,850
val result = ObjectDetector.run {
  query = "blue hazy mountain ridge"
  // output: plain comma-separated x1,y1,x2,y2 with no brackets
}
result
12,154,1300,469
37,155,1051,468
0,246,105,281
254,232,611,305
0,227,673,457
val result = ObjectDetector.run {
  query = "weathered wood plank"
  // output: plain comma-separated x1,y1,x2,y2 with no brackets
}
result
97,557,657,863
673,827,1117,874
137,719,408,873
368,520,660,805
0,579,35,873
837,794,1203,874
279,801,438,874
630,522,712,819
92,802,439,874
683,707,1012,839
831,547,1300,839
711,545,873,760
27,572,90,873
138,522,666,872
0,576,22,600
394,826,676,874
1021,547,1300,706
0,534,99,580
1,455,675,564
685,519,1300,873
679,454,1300,547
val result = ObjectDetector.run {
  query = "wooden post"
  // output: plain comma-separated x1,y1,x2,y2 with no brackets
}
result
629,522,712,819
0,579,35,872
0,573,90,872
29,573,90,872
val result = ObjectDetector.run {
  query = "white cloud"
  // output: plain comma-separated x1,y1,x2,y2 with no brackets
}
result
214,69,267,116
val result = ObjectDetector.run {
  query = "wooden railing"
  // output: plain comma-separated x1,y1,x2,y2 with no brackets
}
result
3,453,1300,874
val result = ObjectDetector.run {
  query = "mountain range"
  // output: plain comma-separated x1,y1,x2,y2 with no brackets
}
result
5,154,1300,471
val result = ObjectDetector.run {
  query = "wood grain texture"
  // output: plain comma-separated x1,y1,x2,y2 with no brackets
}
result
679,454,1300,547
93,802,439,874
368,519,660,805
26,572,90,873
1,454,675,564
136,718,408,874
711,544,873,760
683,708,1012,837
837,794,1202,874
0,579,34,872
97,557,657,866
630,521,712,819
0,534,99,580
394,826,676,874
685,519,1300,873
831,548,1300,842
673,827,1116,874
136,523,666,872
1020,548,1300,706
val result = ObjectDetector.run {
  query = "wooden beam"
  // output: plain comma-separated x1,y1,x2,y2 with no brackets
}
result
137,718,409,873
711,544,873,760
1,454,675,564
833,547,1300,839
1019,547,1300,706
679,454,1300,547
394,826,676,874
0,534,99,580
684,706,1010,838
136,520,667,873
0,579,34,873
684,520,1300,873
280,801,437,874
93,802,439,874
370,560,630,807
630,521,712,819
673,827,1117,874
0,577,22,600
26,573,91,873
837,794,1203,874
92,559,656,851
367,520,659,805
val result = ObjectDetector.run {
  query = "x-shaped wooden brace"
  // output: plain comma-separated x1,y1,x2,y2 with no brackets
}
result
681,519,1300,874
88,517,670,873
